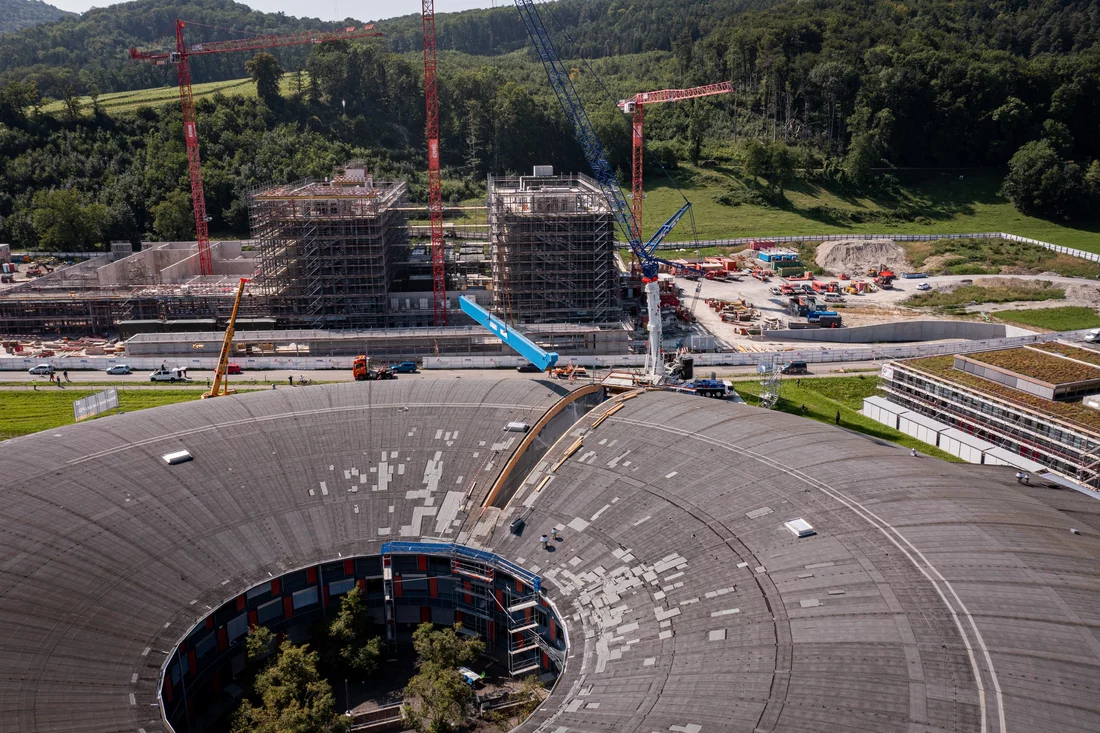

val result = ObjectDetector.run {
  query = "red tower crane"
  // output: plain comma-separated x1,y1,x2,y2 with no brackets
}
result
618,82,734,241
130,21,383,276
421,2,447,325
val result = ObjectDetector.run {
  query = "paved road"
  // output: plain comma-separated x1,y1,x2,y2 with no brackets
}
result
0,361,884,391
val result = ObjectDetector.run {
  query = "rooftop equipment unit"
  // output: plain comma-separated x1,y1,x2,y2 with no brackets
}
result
504,422,531,433
162,449,193,465
784,518,816,537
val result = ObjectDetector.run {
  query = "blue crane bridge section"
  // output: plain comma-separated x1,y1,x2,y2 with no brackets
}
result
458,296,559,371
381,541,542,593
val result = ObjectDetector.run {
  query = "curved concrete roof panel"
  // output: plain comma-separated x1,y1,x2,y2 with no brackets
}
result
1,380,1099,733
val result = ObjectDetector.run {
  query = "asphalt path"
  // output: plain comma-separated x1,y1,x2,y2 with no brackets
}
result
0,361,886,391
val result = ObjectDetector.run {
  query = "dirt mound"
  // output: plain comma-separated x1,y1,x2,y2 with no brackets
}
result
815,239,908,275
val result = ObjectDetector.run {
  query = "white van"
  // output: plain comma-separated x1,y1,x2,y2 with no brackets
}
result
1085,329,1100,343
149,367,191,383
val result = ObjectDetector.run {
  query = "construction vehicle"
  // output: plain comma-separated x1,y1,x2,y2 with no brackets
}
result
352,356,397,381
873,269,896,288
551,365,588,380
458,296,558,372
514,0,701,384
202,277,247,398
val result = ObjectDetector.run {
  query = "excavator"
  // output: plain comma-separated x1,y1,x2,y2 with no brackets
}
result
202,278,247,399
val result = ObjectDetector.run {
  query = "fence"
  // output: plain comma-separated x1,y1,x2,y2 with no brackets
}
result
655,231,1100,264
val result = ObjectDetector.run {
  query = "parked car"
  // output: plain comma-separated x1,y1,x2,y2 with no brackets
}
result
1085,328,1100,343
149,367,191,383
105,364,132,375
916,282,932,291
516,362,543,373
780,361,809,375
392,361,418,374
28,364,54,375
226,363,242,375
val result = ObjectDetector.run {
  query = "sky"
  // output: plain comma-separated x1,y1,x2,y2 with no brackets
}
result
46,1,499,22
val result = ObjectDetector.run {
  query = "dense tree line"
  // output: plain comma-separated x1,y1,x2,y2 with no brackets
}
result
2,0,1099,251
0,0,70,35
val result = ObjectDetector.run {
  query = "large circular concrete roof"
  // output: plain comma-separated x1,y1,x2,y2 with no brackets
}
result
1,379,1099,733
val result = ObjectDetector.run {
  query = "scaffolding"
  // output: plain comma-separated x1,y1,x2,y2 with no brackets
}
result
251,163,409,329
489,173,620,326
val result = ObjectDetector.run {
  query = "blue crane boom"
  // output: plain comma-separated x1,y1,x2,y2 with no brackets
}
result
459,296,559,371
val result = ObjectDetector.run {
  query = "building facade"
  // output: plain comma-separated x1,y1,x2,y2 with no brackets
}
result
878,346,1100,488
488,172,620,325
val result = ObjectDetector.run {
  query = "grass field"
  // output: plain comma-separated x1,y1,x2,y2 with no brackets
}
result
731,375,962,462
40,74,304,115
643,167,1100,251
0,389,204,441
994,306,1100,332
903,282,1065,310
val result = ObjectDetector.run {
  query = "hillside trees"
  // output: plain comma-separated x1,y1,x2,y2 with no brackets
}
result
31,189,108,250
246,52,284,106
1001,140,1089,217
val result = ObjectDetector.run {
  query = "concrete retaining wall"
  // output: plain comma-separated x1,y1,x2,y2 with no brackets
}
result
762,320,1008,343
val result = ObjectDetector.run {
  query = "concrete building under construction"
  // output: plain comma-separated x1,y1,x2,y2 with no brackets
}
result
251,163,409,329
489,171,619,325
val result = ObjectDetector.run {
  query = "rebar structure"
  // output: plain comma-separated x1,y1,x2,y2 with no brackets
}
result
488,173,619,325
251,165,409,329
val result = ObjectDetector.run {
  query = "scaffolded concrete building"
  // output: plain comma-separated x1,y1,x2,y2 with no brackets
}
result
251,164,409,329
489,172,619,325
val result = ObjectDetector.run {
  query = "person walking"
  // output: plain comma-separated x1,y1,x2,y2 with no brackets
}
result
1015,471,1024,483
62,370,68,382
911,448,918,457
1023,473,1030,485
288,375,293,386
835,410,841,426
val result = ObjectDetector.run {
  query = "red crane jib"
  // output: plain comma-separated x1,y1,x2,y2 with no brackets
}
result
131,21,382,276
623,82,734,242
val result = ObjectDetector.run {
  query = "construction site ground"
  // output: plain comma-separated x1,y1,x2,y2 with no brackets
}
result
672,270,1097,352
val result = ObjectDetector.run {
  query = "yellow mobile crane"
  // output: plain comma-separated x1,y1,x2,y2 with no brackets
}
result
203,277,248,399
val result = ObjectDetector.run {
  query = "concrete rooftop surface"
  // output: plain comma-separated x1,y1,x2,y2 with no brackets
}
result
1,379,1099,732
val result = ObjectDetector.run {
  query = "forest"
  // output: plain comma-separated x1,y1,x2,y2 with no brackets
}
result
0,0,1098,249
0,0,68,35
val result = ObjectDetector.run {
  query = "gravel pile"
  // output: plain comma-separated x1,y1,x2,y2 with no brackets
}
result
815,239,908,275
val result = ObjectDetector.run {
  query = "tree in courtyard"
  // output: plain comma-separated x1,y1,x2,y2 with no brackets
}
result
232,640,348,733
245,624,275,661
401,623,485,733
327,585,383,676
246,51,284,106
31,189,108,250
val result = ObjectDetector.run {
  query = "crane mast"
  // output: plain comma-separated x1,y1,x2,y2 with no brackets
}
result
130,21,383,277
422,1,448,325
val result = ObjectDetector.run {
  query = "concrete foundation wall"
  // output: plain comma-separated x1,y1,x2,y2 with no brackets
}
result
761,320,1008,343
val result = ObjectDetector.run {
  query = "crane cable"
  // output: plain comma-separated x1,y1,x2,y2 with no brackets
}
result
538,0,699,246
